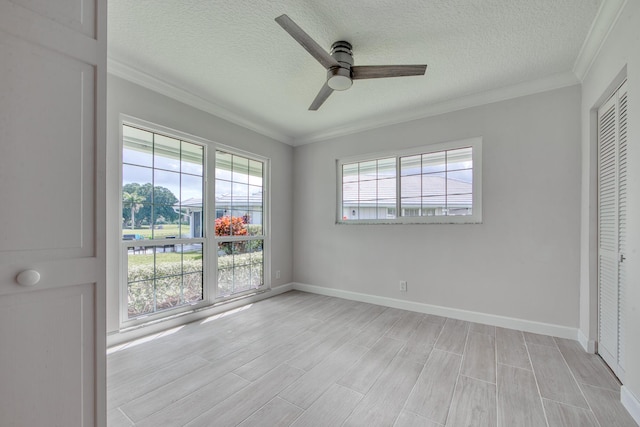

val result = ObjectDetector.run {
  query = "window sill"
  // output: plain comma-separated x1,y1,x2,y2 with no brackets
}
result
336,216,482,225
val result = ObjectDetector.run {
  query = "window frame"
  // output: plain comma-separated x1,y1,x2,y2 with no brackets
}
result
213,148,270,300
118,115,270,328
336,137,482,225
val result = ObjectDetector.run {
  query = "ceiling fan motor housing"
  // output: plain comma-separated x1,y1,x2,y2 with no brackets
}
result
327,41,353,90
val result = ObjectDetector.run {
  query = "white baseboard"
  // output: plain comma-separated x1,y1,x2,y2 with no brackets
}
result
108,282,582,348
621,386,640,425
107,283,294,348
292,283,579,340
578,329,597,353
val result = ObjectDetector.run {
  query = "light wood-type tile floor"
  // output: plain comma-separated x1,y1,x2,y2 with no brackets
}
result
107,291,638,427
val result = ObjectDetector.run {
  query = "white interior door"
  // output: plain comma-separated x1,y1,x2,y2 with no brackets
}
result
0,0,106,426
597,80,627,381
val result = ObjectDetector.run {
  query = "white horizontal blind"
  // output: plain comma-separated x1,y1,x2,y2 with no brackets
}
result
342,157,397,220
337,137,482,224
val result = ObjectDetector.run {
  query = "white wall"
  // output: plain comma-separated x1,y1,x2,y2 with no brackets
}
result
106,75,294,334
580,0,640,411
293,85,582,328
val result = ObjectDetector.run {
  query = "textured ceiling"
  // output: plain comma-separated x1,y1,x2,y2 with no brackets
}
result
108,0,603,145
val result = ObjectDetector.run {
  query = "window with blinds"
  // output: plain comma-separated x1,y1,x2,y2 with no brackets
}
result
337,137,482,224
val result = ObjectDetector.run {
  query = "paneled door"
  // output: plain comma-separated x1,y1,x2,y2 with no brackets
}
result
0,0,106,426
597,80,628,381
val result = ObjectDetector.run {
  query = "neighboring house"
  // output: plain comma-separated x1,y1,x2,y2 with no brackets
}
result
173,197,203,238
342,174,472,220
175,191,263,237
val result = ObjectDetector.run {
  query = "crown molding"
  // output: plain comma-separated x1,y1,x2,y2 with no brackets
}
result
108,1,613,148
573,0,628,81
107,57,292,145
293,71,580,146
109,63,582,148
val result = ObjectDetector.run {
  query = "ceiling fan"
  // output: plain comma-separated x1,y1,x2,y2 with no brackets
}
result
275,14,428,111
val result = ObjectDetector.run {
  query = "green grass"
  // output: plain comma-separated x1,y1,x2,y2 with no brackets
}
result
122,224,190,239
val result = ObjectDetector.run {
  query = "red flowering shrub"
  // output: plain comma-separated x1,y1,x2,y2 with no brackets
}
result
215,216,248,255
215,216,247,236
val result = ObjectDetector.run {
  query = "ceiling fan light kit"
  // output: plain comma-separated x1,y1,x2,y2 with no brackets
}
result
275,14,427,110
327,68,352,91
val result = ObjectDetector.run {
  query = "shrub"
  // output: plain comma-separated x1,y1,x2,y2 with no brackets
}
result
127,252,263,317
215,215,249,254
245,224,262,235
214,216,247,237
217,252,263,296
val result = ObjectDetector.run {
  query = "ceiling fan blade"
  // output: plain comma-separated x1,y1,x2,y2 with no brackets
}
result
309,82,334,110
352,65,427,80
275,14,339,70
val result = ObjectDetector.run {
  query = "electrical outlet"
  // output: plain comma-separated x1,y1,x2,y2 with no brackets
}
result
399,281,407,292
275,270,281,279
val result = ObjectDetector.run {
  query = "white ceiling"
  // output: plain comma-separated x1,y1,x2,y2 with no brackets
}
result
108,0,609,145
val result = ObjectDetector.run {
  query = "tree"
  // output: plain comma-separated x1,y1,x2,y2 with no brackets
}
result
147,185,180,224
122,183,179,227
122,191,145,229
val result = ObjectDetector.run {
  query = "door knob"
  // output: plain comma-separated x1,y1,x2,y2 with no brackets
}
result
16,270,41,287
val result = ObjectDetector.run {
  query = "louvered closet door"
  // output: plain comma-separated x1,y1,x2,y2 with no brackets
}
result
597,80,627,380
